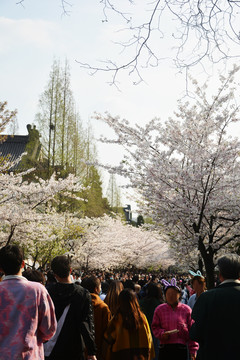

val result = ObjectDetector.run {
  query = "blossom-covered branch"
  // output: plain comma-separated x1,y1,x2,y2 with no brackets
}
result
95,66,240,288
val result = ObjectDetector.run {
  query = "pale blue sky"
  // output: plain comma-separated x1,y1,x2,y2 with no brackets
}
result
0,0,186,137
1,0,237,207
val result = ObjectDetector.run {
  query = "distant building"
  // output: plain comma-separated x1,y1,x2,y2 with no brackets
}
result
123,204,132,223
0,124,41,171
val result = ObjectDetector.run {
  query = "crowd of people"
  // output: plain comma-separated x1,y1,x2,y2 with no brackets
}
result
1,244,240,360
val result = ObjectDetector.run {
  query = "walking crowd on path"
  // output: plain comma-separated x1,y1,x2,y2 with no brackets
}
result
1,244,240,360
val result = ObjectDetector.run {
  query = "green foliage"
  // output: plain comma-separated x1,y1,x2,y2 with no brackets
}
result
79,166,111,217
146,264,162,273
106,174,122,208
15,217,86,268
34,59,110,218
22,239,67,269
110,206,125,217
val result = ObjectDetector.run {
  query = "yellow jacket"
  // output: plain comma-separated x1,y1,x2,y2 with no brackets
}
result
103,312,155,360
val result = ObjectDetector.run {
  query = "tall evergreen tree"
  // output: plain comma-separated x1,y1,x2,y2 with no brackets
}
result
35,59,110,217
106,173,122,212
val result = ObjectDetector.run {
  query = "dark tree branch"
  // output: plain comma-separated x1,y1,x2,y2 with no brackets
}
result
77,0,161,85
77,0,240,84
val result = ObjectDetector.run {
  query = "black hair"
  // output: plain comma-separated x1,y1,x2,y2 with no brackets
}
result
123,279,135,291
132,275,139,283
23,269,45,284
146,282,163,301
0,245,23,275
81,275,101,293
51,255,71,278
46,270,57,285
101,281,110,294
217,254,240,280
164,285,181,295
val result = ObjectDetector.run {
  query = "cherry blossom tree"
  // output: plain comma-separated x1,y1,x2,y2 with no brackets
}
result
16,211,86,268
0,165,86,247
95,66,240,288
0,159,172,270
0,101,17,142
70,214,173,271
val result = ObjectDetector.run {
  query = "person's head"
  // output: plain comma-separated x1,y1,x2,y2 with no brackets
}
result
123,279,135,291
104,280,124,315
23,269,45,285
118,288,144,330
81,275,101,294
162,277,180,294
101,281,110,295
217,254,240,281
191,275,206,294
46,270,57,285
0,245,24,275
165,286,181,307
51,255,71,279
132,274,139,283
151,274,158,283
162,278,181,307
134,283,141,294
112,280,124,291
146,282,164,301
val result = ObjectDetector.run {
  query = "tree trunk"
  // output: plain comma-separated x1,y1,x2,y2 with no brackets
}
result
198,238,215,289
6,225,16,246
203,255,215,289
198,256,203,274
48,75,54,177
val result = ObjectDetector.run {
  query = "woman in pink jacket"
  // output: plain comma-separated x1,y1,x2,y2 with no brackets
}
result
152,278,198,360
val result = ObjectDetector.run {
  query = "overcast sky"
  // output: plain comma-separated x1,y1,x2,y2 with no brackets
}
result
0,0,237,208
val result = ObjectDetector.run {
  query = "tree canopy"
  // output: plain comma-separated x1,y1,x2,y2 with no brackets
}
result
35,59,110,217
96,66,240,288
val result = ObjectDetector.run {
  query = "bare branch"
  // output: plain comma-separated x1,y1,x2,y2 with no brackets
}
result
77,0,161,85
77,0,240,84
16,0,72,16
60,0,72,16
16,0,24,6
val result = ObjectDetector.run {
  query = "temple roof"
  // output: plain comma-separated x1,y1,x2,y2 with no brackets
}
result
0,135,29,163
0,125,41,171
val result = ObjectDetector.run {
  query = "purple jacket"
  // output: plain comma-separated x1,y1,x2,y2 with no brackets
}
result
0,276,57,359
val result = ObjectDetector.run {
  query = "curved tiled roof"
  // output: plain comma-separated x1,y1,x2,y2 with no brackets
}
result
0,135,29,163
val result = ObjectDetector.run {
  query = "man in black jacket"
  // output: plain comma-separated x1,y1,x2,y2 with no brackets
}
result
45,255,97,360
190,254,240,360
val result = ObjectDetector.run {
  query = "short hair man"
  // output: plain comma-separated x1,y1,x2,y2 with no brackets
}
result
190,254,240,360
45,255,97,360
0,245,56,360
